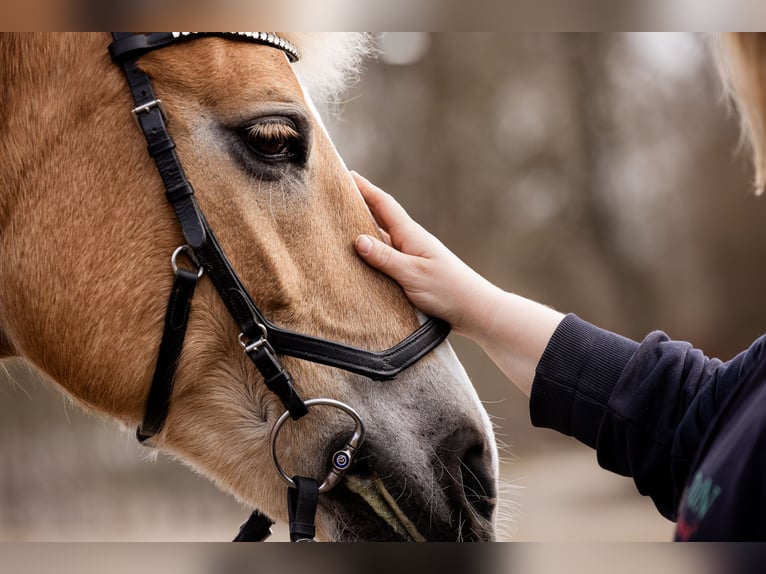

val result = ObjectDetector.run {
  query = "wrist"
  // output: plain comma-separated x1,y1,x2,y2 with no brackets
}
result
452,277,506,341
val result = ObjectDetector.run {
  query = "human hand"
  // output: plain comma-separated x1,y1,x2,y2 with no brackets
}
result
352,172,502,339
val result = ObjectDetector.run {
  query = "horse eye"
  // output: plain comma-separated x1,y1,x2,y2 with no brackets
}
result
244,120,299,162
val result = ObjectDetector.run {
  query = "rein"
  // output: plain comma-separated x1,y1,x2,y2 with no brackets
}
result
108,32,450,541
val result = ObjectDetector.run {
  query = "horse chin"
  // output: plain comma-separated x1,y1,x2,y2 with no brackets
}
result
324,461,496,542
343,472,426,541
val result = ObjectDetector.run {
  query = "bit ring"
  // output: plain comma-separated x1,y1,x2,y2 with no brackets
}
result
270,398,366,494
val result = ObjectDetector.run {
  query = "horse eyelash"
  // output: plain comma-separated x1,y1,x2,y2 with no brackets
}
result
246,121,300,143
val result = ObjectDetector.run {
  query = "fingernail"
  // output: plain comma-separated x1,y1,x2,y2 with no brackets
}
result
356,235,373,255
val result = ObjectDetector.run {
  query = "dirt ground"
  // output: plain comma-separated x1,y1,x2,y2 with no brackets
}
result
503,444,675,541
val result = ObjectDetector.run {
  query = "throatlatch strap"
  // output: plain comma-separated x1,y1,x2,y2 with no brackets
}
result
288,477,319,542
233,510,275,542
137,267,199,443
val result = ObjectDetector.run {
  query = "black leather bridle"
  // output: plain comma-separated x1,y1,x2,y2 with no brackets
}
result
108,32,450,541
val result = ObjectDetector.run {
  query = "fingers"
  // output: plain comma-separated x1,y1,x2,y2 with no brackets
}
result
355,234,411,280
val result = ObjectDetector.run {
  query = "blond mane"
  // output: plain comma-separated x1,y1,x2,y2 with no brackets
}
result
283,33,375,105
718,33,766,195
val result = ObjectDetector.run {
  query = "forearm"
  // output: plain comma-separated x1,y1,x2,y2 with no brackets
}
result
465,286,565,396
528,314,750,520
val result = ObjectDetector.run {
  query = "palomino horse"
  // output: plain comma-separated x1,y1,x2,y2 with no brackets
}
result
0,33,497,541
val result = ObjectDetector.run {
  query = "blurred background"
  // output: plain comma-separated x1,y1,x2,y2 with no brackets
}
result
2,33,765,542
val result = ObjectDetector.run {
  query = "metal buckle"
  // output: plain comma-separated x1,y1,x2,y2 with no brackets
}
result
270,398,366,494
238,323,270,353
131,98,168,130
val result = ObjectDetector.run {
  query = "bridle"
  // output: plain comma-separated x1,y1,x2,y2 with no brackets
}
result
108,32,450,541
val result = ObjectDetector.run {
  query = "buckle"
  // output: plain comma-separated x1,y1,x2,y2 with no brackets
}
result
238,324,270,354
131,99,168,130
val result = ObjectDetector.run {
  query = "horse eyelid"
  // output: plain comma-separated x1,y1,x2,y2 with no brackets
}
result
242,116,309,165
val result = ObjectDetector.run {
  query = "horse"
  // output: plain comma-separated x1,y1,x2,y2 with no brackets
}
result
720,33,766,197
0,32,498,541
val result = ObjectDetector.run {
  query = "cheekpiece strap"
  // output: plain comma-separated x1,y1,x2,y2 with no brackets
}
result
110,32,309,436
137,266,199,443
288,476,319,542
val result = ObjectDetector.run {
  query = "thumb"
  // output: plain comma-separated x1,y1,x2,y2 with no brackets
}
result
355,234,407,278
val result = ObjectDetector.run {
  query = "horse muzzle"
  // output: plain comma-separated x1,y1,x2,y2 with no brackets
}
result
323,423,498,541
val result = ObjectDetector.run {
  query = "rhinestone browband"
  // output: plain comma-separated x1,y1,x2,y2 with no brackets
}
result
171,32,301,62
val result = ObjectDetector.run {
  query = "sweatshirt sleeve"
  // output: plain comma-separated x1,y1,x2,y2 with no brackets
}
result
529,313,749,520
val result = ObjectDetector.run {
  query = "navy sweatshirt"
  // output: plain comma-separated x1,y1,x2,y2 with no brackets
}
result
529,313,766,541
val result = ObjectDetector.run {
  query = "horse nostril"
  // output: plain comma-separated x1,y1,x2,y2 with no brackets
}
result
435,426,497,528
459,444,497,522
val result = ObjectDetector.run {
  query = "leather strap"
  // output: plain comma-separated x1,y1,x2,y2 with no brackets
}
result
112,32,308,422
245,341,309,419
288,476,319,542
137,267,199,443
112,33,207,248
110,32,300,64
233,510,274,542
109,33,178,61
268,317,451,381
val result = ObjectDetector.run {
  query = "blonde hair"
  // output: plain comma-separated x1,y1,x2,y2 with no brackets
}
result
719,33,766,195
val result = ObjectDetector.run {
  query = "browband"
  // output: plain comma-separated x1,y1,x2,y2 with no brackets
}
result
109,32,301,63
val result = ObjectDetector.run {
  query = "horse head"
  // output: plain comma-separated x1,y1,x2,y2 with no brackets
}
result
0,32,498,541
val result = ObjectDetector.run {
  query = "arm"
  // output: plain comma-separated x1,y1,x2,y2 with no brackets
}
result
352,172,754,519
538,313,759,520
352,171,564,396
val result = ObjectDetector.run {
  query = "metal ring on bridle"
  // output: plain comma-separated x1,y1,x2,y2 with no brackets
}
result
270,398,366,494
171,245,204,278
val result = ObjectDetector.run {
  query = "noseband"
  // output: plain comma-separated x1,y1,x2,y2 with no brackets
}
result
108,32,450,541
